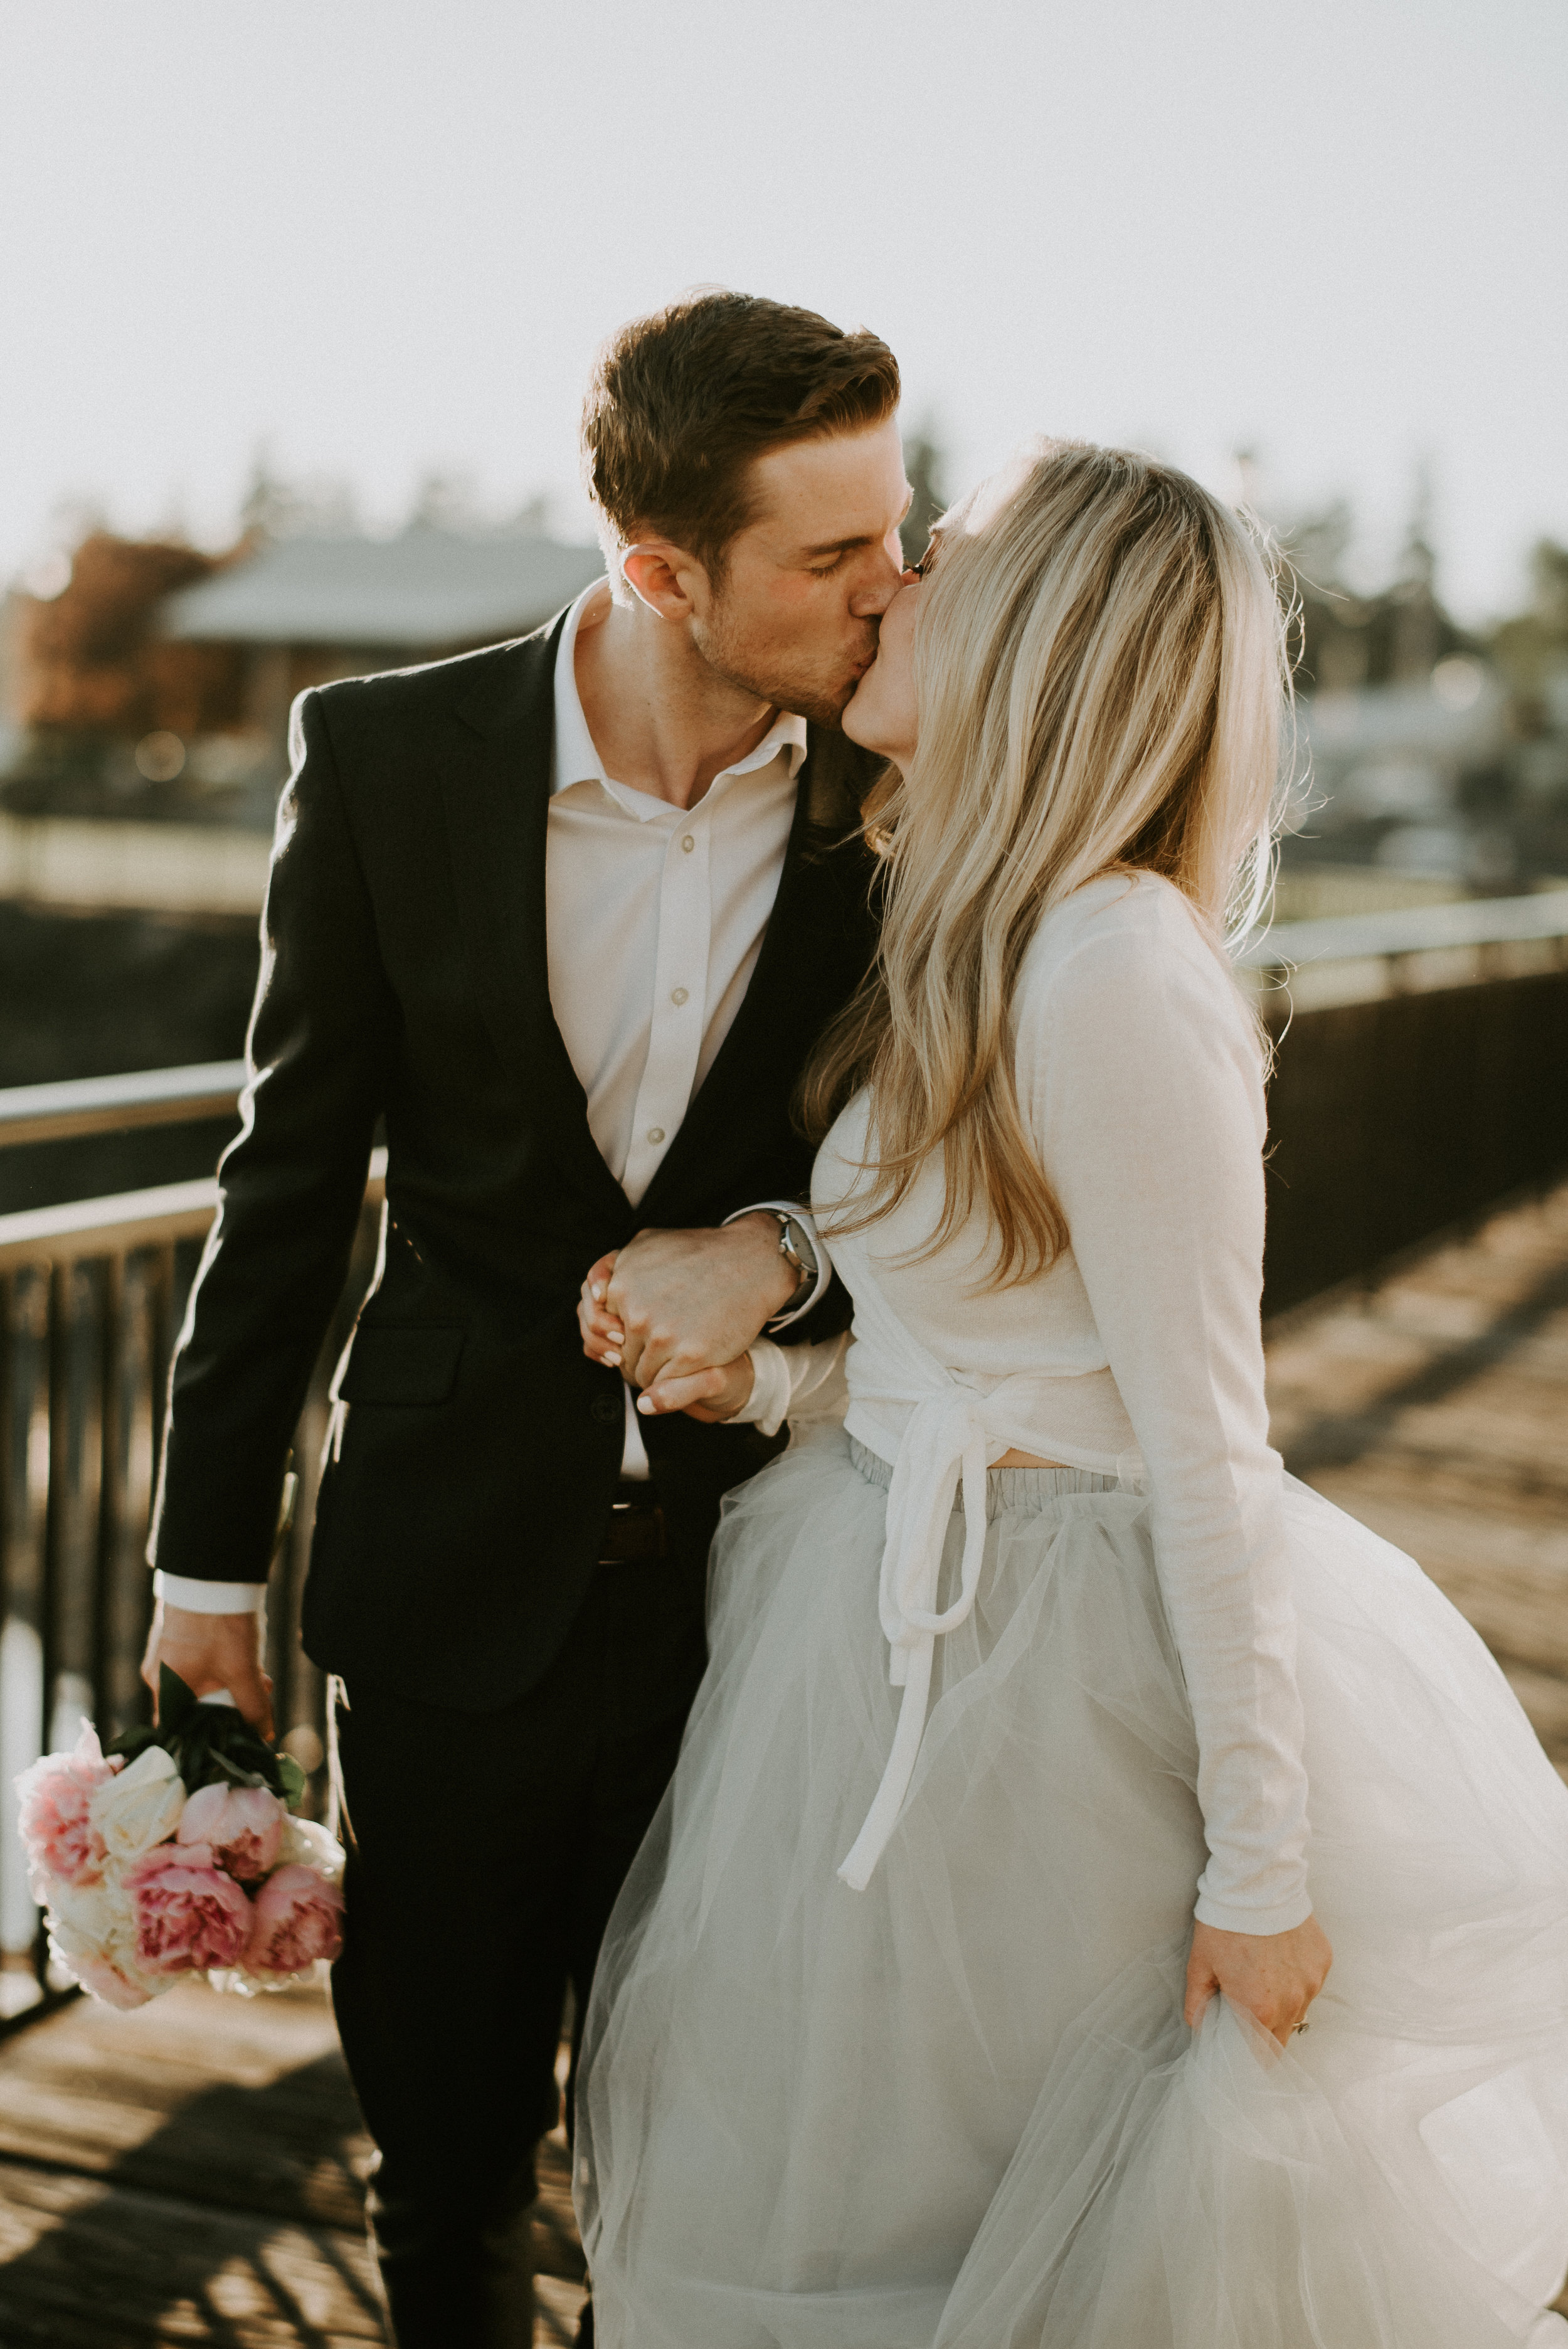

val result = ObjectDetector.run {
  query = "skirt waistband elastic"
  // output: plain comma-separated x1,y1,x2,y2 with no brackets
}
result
848,1436,1121,1512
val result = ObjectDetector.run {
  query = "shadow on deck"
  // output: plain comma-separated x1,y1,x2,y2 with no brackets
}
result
1268,1175,1568,1776
0,1977,585,2346
1,1174,1565,2345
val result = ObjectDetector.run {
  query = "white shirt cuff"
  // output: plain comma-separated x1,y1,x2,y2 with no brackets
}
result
723,1201,834,1329
154,1571,267,1615
736,1337,794,1438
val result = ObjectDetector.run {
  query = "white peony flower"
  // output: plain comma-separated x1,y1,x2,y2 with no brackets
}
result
47,1872,135,1959
45,1874,160,2008
278,1815,346,1884
88,1746,186,1864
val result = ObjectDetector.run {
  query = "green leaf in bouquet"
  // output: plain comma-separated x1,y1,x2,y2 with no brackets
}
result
107,1721,164,1766
104,1662,310,1810
111,1670,281,1795
204,1746,270,1791
158,1664,201,1731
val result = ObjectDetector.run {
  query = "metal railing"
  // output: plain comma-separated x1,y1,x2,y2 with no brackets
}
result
0,1069,383,2030
0,1061,247,1150
1241,886,1568,1012
1244,890,1568,1311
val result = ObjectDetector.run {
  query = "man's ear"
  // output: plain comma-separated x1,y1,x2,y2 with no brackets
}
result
622,541,710,622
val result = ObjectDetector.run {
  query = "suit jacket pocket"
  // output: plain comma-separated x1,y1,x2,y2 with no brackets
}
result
338,1323,466,1406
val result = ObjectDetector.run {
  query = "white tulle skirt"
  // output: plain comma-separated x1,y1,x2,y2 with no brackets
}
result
575,1431,1568,2348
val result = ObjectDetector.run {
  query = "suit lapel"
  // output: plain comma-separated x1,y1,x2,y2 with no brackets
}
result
441,615,635,1233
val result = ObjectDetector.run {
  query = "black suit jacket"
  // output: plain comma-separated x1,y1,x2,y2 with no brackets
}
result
149,610,881,1709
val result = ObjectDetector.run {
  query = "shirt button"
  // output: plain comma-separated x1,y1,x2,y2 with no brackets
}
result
681,834,695,853
647,1127,665,1145
670,987,689,1006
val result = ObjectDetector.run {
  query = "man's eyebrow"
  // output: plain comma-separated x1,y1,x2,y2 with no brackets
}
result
801,531,876,559
800,486,914,562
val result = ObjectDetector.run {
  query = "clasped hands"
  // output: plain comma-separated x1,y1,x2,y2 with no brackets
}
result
577,1215,797,1424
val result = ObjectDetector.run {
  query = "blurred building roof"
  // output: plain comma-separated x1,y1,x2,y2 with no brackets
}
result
161,524,605,650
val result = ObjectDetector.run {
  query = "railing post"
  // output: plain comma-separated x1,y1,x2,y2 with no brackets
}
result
94,1254,120,1737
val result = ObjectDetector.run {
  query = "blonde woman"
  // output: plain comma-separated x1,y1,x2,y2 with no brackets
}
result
574,445,1568,2346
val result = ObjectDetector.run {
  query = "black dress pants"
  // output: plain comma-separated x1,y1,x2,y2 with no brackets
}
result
331,1549,709,2348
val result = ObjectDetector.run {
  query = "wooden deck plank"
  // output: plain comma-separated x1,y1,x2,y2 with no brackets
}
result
0,2159,383,2347
0,1981,369,2233
1266,1175,1568,1778
0,1979,583,2344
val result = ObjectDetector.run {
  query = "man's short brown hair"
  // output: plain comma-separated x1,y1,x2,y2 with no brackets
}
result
581,289,901,576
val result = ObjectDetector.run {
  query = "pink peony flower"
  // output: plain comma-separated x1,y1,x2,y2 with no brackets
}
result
72,1951,157,2011
243,1864,344,1978
124,1841,253,1976
177,1783,285,1882
14,1724,117,1890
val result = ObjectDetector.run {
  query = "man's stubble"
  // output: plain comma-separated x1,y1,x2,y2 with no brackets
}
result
691,595,877,734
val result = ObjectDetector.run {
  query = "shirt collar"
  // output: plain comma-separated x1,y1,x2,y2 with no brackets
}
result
549,580,808,815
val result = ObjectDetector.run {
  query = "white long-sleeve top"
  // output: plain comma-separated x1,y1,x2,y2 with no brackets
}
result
745,871,1310,1936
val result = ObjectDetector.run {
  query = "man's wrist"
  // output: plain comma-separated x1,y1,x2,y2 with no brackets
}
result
723,1202,829,1326
723,1211,803,1317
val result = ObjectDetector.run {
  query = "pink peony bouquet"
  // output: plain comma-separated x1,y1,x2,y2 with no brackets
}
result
14,1668,344,2011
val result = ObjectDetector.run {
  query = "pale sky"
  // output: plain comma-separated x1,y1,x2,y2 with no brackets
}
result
2,0,1564,622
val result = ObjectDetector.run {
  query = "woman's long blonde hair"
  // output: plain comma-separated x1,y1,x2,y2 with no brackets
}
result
799,439,1293,1285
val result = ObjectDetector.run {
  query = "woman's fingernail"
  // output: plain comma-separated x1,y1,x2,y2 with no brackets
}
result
604,1352,621,1369
637,1395,654,1414
590,1285,603,1303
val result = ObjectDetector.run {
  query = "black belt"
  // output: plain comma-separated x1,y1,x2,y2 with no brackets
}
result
600,1480,667,1565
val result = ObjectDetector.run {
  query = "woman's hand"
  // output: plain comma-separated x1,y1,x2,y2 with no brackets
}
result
637,1354,756,1425
1184,1914,1332,2048
579,1251,625,1366
579,1250,755,1421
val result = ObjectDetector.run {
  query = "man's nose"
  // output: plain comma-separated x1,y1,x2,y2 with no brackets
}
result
849,549,912,618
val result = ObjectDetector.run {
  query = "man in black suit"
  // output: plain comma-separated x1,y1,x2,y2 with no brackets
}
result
143,289,909,2346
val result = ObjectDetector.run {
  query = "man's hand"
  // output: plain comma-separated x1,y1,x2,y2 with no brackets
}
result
1184,1914,1333,2049
141,1603,274,1741
584,1220,800,1390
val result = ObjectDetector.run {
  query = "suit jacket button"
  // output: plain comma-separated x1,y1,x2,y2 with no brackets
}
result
591,1392,623,1428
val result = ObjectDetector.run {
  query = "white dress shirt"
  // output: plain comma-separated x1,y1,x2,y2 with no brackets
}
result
159,581,829,1608
545,581,806,1207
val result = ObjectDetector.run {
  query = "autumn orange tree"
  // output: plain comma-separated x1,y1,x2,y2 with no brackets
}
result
21,533,245,741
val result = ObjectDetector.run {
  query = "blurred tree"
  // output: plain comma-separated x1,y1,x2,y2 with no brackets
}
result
18,533,245,740
239,449,358,541
901,432,948,565
1490,539,1568,712
1281,475,1474,694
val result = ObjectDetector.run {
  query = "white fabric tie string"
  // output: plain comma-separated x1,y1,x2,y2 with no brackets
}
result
823,1221,1087,1891
840,1372,1061,1888
838,1387,1007,1892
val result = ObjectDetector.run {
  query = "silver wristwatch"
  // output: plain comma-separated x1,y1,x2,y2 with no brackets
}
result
766,1210,818,1322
